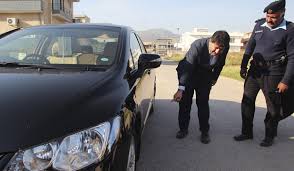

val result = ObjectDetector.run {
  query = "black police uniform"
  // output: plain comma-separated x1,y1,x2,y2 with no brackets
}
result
176,38,229,134
239,1,294,141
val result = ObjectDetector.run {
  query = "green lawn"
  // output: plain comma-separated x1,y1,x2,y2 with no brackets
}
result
221,65,243,81
166,53,184,61
221,50,244,81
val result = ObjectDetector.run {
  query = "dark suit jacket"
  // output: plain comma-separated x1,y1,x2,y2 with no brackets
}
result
176,38,229,88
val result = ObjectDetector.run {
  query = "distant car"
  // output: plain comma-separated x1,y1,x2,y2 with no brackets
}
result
0,24,161,171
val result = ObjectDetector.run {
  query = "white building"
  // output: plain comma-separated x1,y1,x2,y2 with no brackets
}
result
177,28,244,52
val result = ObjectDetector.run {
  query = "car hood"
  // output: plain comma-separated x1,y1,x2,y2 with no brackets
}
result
0,69,129,153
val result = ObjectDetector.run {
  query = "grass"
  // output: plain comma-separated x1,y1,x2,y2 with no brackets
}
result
220,50,244,81
166,50,245,81
225,50,244,66
166,53,184,61
221,65,243,81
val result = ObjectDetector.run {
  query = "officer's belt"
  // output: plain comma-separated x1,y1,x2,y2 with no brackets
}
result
252,56,286,68
265,56,287,66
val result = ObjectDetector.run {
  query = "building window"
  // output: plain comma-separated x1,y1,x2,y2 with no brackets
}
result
53,0,64,10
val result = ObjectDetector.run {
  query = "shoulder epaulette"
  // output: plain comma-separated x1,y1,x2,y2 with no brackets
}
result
255,18,266,23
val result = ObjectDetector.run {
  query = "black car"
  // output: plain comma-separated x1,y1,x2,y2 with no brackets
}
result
0,24,161,171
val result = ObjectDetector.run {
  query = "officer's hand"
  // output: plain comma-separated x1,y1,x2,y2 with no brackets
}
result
240,68,247,79
173,90,183,102
211,80,217,86
277,82,289,93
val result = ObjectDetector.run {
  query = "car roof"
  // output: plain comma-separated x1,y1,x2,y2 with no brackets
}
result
24,23,133,31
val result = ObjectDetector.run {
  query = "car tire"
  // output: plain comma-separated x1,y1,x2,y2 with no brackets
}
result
134,114,142,162
111,132,138,171
149,80,156,116
126,135,136,171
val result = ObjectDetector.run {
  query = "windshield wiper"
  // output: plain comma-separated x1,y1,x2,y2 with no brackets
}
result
0,62,57,69
81,65,108,71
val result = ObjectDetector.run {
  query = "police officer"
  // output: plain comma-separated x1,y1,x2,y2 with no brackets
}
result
234,0,294,147
173,31,230,144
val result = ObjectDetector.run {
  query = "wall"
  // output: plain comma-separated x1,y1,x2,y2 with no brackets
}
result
42,0,52,25
0,0,42,12
0,13,41,33
0,0,77,34
64,0,73,18
52,17,68,24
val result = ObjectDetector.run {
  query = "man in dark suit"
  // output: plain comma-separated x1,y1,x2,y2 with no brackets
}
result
173,31,230,144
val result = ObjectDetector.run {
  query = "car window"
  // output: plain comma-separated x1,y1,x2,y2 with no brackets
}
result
45,37,73,57
128,56,135,70
135,34,147,53
130,33,142,69
0,34,43,62
0,28,120,67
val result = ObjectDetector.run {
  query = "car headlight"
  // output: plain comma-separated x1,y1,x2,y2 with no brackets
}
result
4,116,121,171
53,122,110,170
23,143,57,171
4,152,26,171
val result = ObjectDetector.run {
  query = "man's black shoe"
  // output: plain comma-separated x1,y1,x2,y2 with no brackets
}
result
176,130,188,139
233,134,253,141
200,133,210,144
260,137,274,147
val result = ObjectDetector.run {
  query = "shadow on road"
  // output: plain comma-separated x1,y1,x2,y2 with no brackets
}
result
137,99,294,171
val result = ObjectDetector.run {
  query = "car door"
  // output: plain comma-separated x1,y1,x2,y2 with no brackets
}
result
135,33,156,100
130,32,154,126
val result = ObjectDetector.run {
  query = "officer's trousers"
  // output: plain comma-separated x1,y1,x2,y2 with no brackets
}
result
178,84,211,133
241,73,283,138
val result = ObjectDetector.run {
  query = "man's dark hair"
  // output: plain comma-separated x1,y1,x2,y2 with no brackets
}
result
211,31,230,48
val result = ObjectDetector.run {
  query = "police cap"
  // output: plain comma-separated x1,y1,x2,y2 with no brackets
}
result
263,0,285,14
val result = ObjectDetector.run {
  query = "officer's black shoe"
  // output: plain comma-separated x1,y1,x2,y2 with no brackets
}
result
176,130,188,139
260,137,274,147
233,134,253,141
200,133,210,144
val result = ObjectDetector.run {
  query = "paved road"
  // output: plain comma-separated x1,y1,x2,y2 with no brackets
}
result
137,62,294,171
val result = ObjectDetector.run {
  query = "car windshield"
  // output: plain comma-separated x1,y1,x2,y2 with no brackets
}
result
0,27,120,67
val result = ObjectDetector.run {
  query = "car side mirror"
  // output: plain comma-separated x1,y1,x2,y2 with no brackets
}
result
138,54,162,71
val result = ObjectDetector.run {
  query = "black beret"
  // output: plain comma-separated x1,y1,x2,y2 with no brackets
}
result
264,0,285,13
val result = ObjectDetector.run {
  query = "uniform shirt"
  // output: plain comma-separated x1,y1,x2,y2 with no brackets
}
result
177,38,229,91
242,18,294,85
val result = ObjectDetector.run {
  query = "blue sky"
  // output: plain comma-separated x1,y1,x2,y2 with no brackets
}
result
74,0,294,33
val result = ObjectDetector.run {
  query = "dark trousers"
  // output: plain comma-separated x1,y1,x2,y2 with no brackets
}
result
178,84,211,133
241,72,283,138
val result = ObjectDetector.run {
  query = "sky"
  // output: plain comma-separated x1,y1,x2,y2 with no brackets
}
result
74,0,294,34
